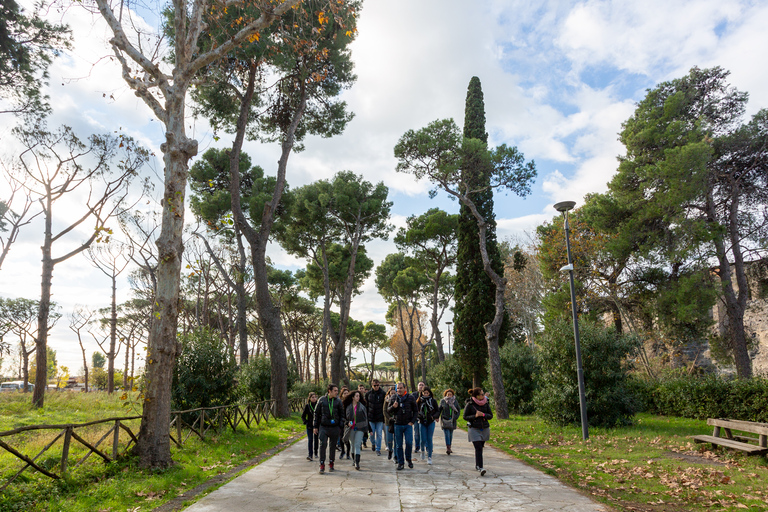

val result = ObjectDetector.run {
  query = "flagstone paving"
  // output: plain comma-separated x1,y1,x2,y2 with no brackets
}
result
184,430,609,512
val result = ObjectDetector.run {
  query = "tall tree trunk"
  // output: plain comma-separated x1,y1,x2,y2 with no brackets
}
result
33,204,54,408
132,101,196,467
430,279,446,362
235,228,249,364
108,273,117,394
460,195,509,419
229,66,306,417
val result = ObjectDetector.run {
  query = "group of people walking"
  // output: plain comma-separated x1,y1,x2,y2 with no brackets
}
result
301,380,493,476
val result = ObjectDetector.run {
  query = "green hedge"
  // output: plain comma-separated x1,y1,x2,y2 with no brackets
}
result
634,375,768,422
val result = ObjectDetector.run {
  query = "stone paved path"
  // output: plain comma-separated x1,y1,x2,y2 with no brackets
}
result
184,431,608,512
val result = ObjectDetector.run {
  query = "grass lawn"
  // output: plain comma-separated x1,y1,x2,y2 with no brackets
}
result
0,391,303,512
491,413,768,512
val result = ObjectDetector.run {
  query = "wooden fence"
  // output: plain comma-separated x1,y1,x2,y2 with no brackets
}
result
0,397,305,490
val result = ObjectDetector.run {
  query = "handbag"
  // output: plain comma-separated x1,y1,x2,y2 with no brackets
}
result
342,424,352,444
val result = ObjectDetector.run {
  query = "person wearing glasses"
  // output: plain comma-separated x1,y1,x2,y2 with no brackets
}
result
365,379,386,455
388,382,418,470
313,383,344,474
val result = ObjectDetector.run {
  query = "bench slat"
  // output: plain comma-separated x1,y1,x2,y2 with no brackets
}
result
693,435,768,454
707,418,768,435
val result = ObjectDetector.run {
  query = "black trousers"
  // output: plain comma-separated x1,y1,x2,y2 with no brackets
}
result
318,426,339,464
472,440,485,468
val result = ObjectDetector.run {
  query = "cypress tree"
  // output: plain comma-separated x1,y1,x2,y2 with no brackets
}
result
452,76,508,387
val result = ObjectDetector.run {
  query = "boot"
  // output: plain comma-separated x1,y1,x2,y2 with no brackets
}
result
446,445,451,455
355,454,360,470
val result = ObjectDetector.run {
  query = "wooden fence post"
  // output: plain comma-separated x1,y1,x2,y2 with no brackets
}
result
60,427,72,477
176,414,183,447
200,410,206,440
112,420,120,460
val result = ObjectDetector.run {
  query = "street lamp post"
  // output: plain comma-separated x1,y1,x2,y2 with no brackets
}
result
553,200,589,440
445,321,452,354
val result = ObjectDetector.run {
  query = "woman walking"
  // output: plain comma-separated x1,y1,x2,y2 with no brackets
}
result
344,390,369,470
416,386,440,464
338,388,352,459
438,389,460,455
301,392,319,460
382,387,397,461
463,387,493,476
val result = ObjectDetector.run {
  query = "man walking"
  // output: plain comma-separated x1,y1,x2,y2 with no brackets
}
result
388,382,417,470
365,379,387,455
314,383,344,474
358,383,369,448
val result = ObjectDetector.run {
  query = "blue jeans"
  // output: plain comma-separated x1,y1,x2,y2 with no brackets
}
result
306,426,318,456
413,422,420,451
385,424,394,452
443,428,454,447
369,421,384,451
419,421,435,457
351,429,364,455
394,424,413,465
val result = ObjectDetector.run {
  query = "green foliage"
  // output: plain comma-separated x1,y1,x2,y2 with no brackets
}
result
495,342,538,414
534,319,640,428
426,356,473,400
289,380,327,401
236,356,273,403
172,328,237,411
91,352,105,369
634,375,768,422
0,0,70,114
454,77,509,385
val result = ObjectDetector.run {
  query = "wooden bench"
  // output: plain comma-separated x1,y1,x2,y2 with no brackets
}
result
693,418,768,455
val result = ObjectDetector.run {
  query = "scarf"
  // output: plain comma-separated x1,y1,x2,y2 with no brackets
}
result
472,396,488,407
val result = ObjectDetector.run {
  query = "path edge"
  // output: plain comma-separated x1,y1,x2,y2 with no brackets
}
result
152,433,304,512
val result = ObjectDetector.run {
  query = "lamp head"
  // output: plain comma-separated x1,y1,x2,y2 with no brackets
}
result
553,201,576,213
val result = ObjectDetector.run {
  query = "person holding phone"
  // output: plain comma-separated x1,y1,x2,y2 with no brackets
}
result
388,382,418,470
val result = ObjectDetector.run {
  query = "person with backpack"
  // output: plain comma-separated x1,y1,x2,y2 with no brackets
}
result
344,390,369,470
463,387,493,476
313,383,344,474
301,392,319,460
416,386,440,464
438,388,460,455
382,386,397,461
338,388,352,459
388,381,418,470
365,379,387,455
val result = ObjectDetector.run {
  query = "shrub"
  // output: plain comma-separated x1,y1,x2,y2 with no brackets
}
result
637,374,768,422
427,355,473,401
289,380,327,401
534,319,640,428
237,356,272,402
172,328,237,411
495,342,538,414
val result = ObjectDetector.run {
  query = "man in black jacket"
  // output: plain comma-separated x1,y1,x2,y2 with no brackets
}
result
388,382,418,470
365,379,387,455
314,383,343,474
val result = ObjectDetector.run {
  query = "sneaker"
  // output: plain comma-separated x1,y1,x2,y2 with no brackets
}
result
407,461,413,469
376,450,381,456
329,462,335,472
428,457,432,465
397,464,404,470
319,463,325,474
306,456,312,461
479,468,486,476
372,445,376,452
314,452,318,458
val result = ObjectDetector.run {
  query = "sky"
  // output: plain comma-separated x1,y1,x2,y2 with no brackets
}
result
2,0,768,375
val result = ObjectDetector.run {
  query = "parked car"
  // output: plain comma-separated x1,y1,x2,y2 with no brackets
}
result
0,381,35,392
